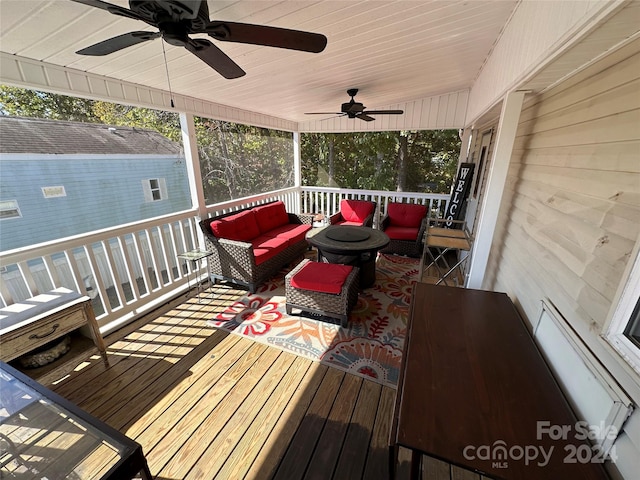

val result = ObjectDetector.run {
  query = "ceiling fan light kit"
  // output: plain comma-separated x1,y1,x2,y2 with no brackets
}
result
306,89,404,122
71,0,327,79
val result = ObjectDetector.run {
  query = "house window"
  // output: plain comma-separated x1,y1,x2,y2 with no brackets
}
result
142,178,167,202
606,248,640,374
623,299,640,348
0,200,21,219
42,186,66,198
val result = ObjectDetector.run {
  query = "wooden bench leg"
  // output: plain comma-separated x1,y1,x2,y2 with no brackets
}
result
83,302,109,366
389,444,398,480
410,449,422,480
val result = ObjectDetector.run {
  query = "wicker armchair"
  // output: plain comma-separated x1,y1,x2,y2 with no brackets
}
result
379,202,428,257
329,199,376,227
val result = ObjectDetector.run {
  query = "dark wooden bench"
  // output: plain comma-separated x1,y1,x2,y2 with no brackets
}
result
389,283,610,480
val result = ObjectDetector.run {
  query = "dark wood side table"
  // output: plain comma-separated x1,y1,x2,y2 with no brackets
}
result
389,283,610,480
0,361,152,479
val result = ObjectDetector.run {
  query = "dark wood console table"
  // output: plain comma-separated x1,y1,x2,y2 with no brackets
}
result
389,283,610,480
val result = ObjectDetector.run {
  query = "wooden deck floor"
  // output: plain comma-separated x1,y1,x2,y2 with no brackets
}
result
32,285,485,480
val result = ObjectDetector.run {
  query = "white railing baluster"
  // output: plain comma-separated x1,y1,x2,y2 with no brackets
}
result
43,255,61,288
120,234,142,302
17,261,37,297
132,231,153,297
103,238,128,309
161,224,178,282
86,242,114,315
144,228,165,289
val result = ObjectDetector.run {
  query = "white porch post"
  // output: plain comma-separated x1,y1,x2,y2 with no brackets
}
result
179,113,207,245
467,91,526,289
293,131,302,213
458,127,473,163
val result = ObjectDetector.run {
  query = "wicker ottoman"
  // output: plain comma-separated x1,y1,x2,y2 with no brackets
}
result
285,259,360,327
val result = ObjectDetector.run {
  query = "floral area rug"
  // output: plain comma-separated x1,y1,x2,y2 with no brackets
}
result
206,253,419,388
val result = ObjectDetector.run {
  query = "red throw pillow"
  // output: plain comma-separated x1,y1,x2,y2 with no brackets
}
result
341,199,374,223
210,209,260,241
291,262,353,295
387,203,427,228
253,201,289,234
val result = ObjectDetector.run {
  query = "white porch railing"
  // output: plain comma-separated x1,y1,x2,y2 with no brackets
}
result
300,186,449,227
0,186,447,334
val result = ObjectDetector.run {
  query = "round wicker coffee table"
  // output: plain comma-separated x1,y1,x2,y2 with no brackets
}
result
305,225,390,288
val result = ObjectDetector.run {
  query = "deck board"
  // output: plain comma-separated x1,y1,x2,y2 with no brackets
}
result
25,288,486,480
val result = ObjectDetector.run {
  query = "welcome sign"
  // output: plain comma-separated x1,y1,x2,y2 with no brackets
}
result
444,162,475,227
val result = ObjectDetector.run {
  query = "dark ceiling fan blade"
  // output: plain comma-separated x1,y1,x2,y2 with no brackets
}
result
76,31,161,56
205,22,327,53
356,113,375,122
69,0,146,22
363,110,404,115
185,38,246,79
305,112,342,115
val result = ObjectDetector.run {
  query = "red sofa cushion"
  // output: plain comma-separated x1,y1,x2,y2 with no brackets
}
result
291,262,353,295
340,199,375,224
210,209,260,241
384,225,420,241
253,201,290,234
251,235,289,265
387,203,427,228
265,223,312,245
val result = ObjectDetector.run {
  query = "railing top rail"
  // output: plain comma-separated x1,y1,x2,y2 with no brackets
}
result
0,208,199,264
300,186,449,200
202,187,299,217
1,187,302,265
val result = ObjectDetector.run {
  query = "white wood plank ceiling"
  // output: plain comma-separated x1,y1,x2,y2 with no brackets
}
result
1,1,637,132
0,0,518,125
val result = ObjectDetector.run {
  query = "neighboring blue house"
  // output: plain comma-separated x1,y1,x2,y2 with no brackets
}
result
0,116,190,252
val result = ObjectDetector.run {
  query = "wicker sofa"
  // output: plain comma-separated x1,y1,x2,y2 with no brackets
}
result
199,201,312,292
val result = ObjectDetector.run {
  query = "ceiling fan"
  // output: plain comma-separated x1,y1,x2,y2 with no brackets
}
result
305,89,404,122
70,0,327,79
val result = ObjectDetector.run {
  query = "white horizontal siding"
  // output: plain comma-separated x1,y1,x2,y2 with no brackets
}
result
484,37,640,479
467,0,624,124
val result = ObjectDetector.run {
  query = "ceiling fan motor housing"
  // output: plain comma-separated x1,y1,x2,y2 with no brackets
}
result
130,0,201,20
130,0,209,27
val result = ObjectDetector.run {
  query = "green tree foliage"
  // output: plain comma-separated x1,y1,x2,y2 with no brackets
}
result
91,102,181,142
301,130,461,194
0,86,97,122
194,117,293,204
1,86,458,201
0,85,181,140
0,86,294,204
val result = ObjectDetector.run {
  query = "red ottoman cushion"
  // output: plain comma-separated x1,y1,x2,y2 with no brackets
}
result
291,262,353,295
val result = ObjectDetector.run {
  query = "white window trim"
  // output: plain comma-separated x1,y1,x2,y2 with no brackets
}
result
0,199,22,219
42,186,66,198
606,247,640,375
142,178,167,202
